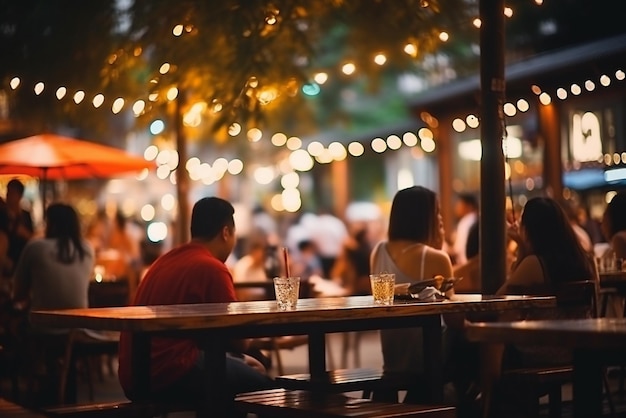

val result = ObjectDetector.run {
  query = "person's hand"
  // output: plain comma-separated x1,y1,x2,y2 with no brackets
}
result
506,221,522,244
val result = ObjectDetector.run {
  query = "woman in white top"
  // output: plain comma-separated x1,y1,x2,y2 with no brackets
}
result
371,186,452,403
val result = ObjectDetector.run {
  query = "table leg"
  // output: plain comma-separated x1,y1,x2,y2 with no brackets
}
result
422,316,444,403
308,331,327,385
131,334,151,400
202,340,228,416
573,349,603,418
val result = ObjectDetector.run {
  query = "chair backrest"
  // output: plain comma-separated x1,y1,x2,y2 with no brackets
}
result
553,280,597,319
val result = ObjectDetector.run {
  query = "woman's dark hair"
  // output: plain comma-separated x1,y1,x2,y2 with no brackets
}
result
605,190,626,237
521,197,594,284
190,197,235,240
45,203,88,263
388,186,439,244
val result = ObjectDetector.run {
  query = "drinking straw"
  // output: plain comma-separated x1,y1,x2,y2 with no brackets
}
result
283,247,290,277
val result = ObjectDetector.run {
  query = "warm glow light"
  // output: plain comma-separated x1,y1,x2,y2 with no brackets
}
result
73,90,85,104
503,103,516,117
328,142,347,160
584,80,595,91
147,222,168,242
404,43,417,57
504,7,513,17
342,62,356,75
403,132,418,147
10,77,20,89
144,145,159,161
159,63,171,74
439,32,449,42
286,136,302,150
570,84,581,95
56,87,67,100
600,75,611,87
556,88,568,100
616,70,625,81
133,100,146,115
313,72,328,84
271,132,287,146
539,92,551,105
473,18,482,28
348,142,365,156
148,93,159,102
140,204,156,221
307,141,324,156
166,87,178,101
228,123,241,136
466,115,479,129
374,54,387,65
452,118,466,132
173,24,184,36
371,138,387,153
281,172,300,189
161,194,176,211
112,97,125,113
34,82,44,95
254,166,275,185
247,128,262,142
516,99,529,112
421,137,436,152
92,94,105,108
228,159,244,175
386,135,402,150
289,149,314,171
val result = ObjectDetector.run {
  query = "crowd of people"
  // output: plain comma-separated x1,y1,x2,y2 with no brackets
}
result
1,175,625,415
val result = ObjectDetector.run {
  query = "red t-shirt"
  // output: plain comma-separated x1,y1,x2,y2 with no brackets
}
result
118,242,237,396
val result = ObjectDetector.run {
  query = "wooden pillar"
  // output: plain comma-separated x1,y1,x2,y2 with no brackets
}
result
479,0,506,294
437,118,455,243
538,103,563,200
175,91,191,245
332,159,349,220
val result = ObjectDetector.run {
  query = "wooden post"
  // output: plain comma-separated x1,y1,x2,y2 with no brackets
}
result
479,0,507,294
175,91,191,245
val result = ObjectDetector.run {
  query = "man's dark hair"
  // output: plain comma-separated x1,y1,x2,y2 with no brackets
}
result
458,192,478,210
190,197,235,240
7,178,25,195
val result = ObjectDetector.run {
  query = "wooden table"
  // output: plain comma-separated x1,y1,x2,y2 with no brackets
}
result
465,317,626,418
30,294,554,415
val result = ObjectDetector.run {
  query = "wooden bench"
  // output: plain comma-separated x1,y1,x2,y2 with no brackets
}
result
234,388,456,417
275,367,419,395
0,398,47,417
44,400,196,418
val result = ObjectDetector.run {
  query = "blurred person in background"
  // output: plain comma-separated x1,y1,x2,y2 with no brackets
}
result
5,179,34,276
601,190,626,259
501,196,596,296
12,203,95,405
451,193,478,266
0,199,11,294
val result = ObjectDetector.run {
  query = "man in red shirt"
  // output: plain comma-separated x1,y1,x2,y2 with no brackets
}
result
118,197,275,415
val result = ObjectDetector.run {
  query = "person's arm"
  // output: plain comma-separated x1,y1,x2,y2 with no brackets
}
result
496,255,544,295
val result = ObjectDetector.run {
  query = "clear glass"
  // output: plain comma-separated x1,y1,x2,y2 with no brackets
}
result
273,276,300,311
370,273,395,305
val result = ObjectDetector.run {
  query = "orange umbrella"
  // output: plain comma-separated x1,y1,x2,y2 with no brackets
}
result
0,133,154,179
